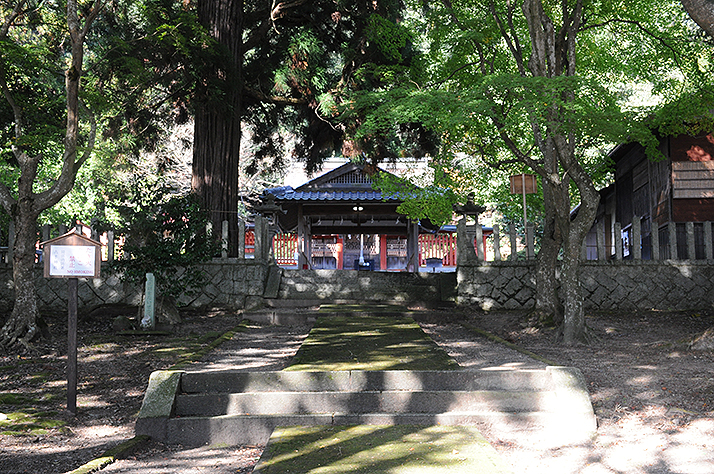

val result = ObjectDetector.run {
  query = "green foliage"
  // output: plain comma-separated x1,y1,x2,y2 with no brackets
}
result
107,189,219,302
366,13,411,63
340,0,714,226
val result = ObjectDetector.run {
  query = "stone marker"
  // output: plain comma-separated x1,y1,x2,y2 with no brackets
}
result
141,273,156,330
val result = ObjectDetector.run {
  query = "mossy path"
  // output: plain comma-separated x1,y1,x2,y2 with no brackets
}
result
284,309,458,372
258,305,512,474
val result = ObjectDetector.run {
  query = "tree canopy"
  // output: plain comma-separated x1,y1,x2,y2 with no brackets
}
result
338,0,714,343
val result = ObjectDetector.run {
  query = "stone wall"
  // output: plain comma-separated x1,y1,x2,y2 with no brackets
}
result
278,269,456,304
457,260,714,311
0,259,269,313
2,259,713,314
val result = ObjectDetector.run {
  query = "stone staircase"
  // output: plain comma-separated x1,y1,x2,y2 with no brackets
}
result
136,367,596,447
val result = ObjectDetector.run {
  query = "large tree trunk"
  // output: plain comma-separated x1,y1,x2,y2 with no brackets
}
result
192,0,244,256
522,0,596,343
533,194,562,326
553,137,600,345
681,0,714,39
1,206,41,350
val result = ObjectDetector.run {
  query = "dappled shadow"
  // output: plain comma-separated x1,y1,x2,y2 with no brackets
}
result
0,437,125,474
254,425,509,474
101,441,263,474
457,309,714,473
0,308,242,473
284,313,458,371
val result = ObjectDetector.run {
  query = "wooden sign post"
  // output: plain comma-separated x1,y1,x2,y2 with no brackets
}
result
41,230,101,416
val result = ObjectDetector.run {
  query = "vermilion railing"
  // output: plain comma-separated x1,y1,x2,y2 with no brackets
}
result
418,233,457,266
245,230,255,256
273,233,298,265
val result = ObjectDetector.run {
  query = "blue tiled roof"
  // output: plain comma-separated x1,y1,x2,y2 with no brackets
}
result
269,189,400,202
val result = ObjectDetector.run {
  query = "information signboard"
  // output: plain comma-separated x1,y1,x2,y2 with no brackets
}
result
42,231,101,279
49,245,97,277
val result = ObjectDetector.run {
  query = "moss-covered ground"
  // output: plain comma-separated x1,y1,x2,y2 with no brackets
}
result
255,425,512,474
284,312,459,372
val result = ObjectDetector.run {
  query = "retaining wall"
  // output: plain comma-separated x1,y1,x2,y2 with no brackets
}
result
457,260,714,311
2,259,713,313
277,269,456,304
0,259,269,313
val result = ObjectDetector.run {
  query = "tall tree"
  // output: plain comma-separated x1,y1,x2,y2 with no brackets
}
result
349,0,700,343
0,0,104,349
192,0,244,254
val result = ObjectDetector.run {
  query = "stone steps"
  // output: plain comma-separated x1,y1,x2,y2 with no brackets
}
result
136,368,596,447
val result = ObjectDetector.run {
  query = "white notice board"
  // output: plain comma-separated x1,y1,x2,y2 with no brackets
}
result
49,245,97,277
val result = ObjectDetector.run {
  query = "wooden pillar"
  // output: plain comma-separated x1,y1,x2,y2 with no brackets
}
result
380,235,387,270
614,222,622,260
705,222,713,260
686,221,695,260
668,222,677,260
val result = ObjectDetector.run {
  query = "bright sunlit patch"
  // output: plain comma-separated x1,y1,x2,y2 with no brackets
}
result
76,395,112,408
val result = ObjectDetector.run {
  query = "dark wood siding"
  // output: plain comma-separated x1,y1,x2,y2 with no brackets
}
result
650,141,671,226
672,198,714,222
670,133,714,162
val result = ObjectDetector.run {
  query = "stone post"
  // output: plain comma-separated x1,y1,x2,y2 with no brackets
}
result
668,222,677,260
509,223,517,261
474,224,484,262
686,221,695,260
59,224,67,235
614,222,622,260
456,217,478,265
221,220,229,259
493,224,501,261
526,222,535,260
107,231,115,262
42,224,50,242
254,217,264,261
596,221,606,261
632,217,641,260
705,222,713,260
652,225,660,261
238,219,246,259
141,273,156,330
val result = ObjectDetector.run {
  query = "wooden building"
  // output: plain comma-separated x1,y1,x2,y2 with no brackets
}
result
588,132,714,259
264,162,440,271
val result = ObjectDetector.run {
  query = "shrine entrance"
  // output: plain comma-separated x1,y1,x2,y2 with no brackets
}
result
264,163,433,272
